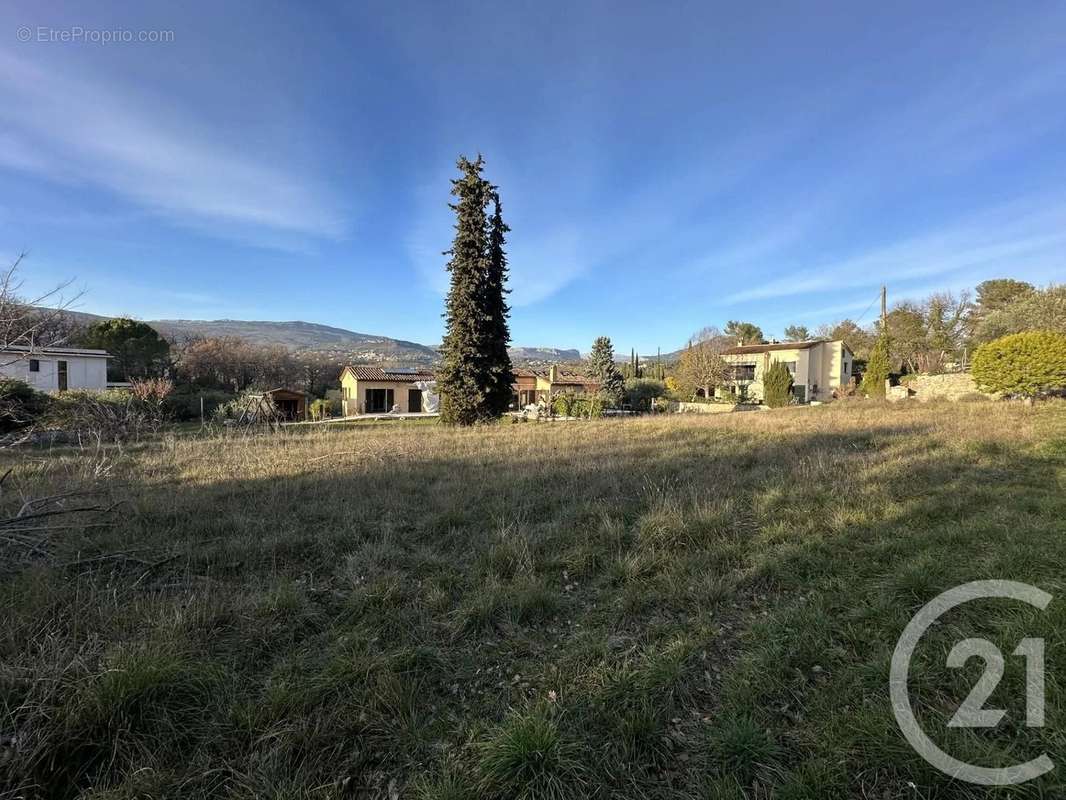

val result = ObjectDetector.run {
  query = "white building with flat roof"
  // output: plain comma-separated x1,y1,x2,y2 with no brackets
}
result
0,345,110,392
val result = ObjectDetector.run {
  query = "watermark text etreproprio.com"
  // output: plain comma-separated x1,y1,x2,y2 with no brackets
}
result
17,26,174,44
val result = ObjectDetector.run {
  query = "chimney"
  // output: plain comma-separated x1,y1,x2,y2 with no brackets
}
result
549,365,559,383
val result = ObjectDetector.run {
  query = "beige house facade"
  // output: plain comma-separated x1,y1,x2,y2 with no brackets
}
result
340,366,437,415
340,364,602,415
513,366,601,408
718,340,854,403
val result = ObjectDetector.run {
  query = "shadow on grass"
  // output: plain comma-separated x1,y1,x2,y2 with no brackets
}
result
2,410,1064,799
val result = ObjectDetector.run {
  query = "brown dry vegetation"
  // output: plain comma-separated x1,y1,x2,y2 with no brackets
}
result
2,401,1065,798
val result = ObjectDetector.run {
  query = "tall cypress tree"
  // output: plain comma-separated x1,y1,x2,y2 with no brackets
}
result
483,190,515,415
438,156,514,424
438,156,491,425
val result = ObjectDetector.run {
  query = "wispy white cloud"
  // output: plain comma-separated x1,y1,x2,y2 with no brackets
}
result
0,50,345,243
723,199,1066,304
677,8,1066,299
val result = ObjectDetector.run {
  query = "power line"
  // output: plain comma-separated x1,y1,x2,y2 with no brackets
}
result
852,291,881,327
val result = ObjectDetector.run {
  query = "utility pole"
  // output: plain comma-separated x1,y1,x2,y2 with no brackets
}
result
880,285,887,331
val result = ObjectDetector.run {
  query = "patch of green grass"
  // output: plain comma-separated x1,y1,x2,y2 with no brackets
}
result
706,715,781,784
476,707,588,800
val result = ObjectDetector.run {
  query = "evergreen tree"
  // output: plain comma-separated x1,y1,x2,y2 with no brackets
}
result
83,317,170,380
725,320,764,345
437,156,515,424
589,336,625,406
762,361,794,407
483,190,515,415
438,156,492,425
861,332,891,398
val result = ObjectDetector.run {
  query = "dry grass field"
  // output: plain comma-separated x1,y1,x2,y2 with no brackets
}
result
2,401,1065,799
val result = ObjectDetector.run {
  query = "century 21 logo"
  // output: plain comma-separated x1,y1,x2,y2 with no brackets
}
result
891,580,1053,786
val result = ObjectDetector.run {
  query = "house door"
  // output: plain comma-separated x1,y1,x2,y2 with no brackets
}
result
408,388,422,413
57,360,68,391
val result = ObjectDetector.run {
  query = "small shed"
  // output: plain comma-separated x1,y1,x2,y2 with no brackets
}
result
262,388,309,421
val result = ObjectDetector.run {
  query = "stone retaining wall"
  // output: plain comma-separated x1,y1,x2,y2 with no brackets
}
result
906,373,987,401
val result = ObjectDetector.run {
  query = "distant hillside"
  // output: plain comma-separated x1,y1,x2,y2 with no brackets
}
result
507,346,582,364
57,311,580,365
151,319,440,363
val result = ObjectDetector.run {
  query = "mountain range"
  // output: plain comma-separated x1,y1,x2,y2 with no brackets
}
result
60,311,582,365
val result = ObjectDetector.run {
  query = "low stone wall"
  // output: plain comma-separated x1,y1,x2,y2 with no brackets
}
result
906,373,987,402
676,401,738,414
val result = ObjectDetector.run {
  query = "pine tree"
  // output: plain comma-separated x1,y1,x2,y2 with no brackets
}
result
483,190,515,415
438,156,492,425
589,336,625,406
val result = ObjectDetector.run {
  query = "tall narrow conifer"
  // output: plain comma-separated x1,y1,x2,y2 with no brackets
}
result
438,156,514,424
484,190,515,415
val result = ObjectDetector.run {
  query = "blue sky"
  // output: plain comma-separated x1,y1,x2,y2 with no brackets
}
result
2,1,1064,353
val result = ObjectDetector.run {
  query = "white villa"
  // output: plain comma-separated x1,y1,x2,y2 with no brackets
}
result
0,345,110,392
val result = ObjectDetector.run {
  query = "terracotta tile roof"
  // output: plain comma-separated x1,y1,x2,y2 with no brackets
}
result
551,372,599,385
343,366,436,382
516,368,600,385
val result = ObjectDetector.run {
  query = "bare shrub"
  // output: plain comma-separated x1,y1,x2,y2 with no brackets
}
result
44,390,151,442
129,377,174,431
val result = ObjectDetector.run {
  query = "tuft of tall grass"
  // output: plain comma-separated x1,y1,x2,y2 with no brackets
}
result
476,706,588,800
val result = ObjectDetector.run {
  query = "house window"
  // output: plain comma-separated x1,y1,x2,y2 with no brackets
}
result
57,360,68,391
29,359,40,372
778,360,798,377
365,387,393,413
731,364,756,382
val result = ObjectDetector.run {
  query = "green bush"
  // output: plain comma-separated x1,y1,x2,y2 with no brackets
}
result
762,361,793,408
0,379,50,432
971,331,1066,398
551,393,603,419
624,378,665,411
717,387,739,404
861,334,890,398
581,395,604,419
552,393,575,417
309,398,339,421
